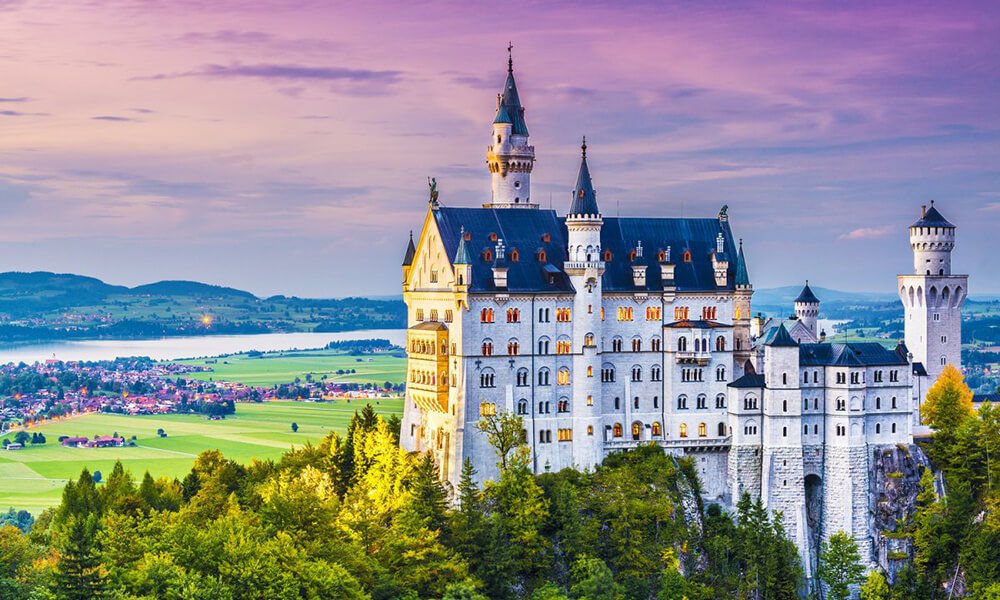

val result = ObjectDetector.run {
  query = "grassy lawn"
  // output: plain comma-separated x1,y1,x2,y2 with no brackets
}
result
0,399,403,514
171,349,406,387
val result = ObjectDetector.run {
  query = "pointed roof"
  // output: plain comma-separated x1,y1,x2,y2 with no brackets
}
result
569,138,600,217
497,50,529,136
765,323,798,347
795,281,819,304
912,201,955,228
493,102,512,125
402,231,416,266
453,227,471,265
735,239,750,287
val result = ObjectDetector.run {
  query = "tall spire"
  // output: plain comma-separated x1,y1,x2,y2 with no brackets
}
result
454,227,471,265
402,230,416,266
508,41,513,73
735,238,751,287
569,136,600,217
485,47,535,208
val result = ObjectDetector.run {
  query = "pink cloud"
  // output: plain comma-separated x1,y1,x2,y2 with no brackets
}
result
838,226,894,241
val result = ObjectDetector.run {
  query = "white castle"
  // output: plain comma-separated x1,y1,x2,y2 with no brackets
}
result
399,53,968,578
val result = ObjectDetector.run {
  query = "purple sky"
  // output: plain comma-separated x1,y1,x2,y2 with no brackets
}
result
2,1,999,297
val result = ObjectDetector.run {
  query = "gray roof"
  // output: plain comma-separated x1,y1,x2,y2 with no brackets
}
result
799,342,909,367
912,202,954,228
433,206,744,294
730,372,765,388
498,65,528,136
453,229,471,265
568,141,599,216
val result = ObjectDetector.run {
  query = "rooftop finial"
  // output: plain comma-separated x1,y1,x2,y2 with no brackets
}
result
507,42,513,73
409,230,413,241
581,135,587,159
738,237,743,250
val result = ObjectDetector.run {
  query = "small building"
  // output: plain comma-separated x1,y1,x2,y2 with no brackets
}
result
6,443,22,450
89,436,125,448
61,436,89,447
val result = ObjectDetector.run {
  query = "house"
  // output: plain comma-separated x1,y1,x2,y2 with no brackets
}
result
6,443,22,450
89,436,125,448
61,436,89,447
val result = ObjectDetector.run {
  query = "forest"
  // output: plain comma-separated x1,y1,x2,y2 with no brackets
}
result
0,368,997,599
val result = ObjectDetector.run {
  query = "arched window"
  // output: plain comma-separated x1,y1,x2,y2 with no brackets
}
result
876,423,881,434
537,338,550,355
507,339,519,355
876,397,881,410
631,366,642,382
479,369,495,388
614,397,621,410
651,336,662,352
891,396,897,409
716,336,726,352
516,399,527,415
612,337,623,352
481,339,493,356
836,398,846,411
677,395,688,410
743,394,758,410
718,422,727,436
652,422,662,436
601,364,616,382
696,394,707,409
631,337,642,352
557,367,570,385
782,373,787,385
631,422,642,440
651,365,662,381
516,368,529,387
716,366,726,381
653,396,660,408
613,423,623,437
698,423,707,437
558,398,570,413
584,333,595,347
633,396,639,409
679,423,688,438
715,394,726,409
782,399,787,412
678,337,688,352
537,368,550,386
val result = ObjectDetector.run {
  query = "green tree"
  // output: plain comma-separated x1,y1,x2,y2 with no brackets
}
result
291,422,298,433
13,431,29,445
476,411,526,471
570,555,623,600
53,514,105,600
818,531,866,600
859,569,890,600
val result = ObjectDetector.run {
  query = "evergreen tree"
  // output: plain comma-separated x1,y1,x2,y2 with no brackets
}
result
53,514,105,600
406,452,448,532
569,555,623,600
818,530,865,600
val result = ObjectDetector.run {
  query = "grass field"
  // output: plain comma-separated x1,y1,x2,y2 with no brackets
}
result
171,349,407,387
0,399,403,514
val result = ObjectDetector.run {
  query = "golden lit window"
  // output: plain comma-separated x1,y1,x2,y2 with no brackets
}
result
679,423,688,438
479,403,496,417
557,368,570,385
587,366,593,377
587,395,593,406
558,428,573,442
587,425,594,436
698,422,707,437
613,423,623,437
652,422,662,436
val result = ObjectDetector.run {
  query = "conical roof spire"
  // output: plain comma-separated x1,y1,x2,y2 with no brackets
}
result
569,136,600,217
496,45,528,136
735,239,751,287
766,323,798,347
402,231,416,266
454,227,471,265
795,280,820,304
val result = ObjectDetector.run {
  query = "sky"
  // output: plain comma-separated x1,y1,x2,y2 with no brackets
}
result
2,0,999,297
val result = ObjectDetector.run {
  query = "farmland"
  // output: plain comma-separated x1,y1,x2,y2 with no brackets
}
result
171,348,407,387
0,399,403,514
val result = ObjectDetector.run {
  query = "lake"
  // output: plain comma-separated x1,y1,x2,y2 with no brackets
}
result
0,329,408,364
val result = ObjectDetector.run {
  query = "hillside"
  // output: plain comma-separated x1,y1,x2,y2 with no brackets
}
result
0,272,405,341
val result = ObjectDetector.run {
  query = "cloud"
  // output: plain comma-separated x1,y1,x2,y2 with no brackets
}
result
838,226,893,240
131,107,156,114
0,110,48,116
0,97,30,102
92,115,136,122
138,63,401,84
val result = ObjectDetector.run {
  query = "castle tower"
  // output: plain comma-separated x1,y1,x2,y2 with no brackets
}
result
760,324,810,575
897,201,968,389
564,138,604,468
733,239,753,374
794,281,820,340
484,46,536,209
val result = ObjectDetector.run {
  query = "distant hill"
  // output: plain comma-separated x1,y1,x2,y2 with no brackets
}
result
752,286,899,309
129,280,256,299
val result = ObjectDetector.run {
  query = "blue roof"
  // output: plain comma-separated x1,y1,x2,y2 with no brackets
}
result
911,203,954,228
499,70,529,136
734,241,750,287
569,148,599,216
493,103,512,125
730,372,765,388
765,323,798,347
795,282,819,304
433,206,743,293
799,342,908,367
402,231,416,266
453,229,471,265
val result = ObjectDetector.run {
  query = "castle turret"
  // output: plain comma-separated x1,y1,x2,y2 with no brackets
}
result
794,281,820,340
897,201,968,393
733,239,753,373
484,46,536,209
402,231,416,289
563,138,604,468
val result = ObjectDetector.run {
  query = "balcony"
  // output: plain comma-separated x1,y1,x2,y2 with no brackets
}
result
604,436,731,453
674,351,712,365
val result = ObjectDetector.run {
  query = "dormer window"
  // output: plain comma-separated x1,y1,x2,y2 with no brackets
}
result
541,233,551,243
603,249,612,262
683,249,692,263
510,249,519,262
482,249,493,262
657,249,667,262
464,230,471,241
629,250,637,262
537,249,547,262
489,232,498,242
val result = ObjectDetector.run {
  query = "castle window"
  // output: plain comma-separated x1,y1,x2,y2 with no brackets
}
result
698,423,707,437
482,249,493,262
836,398,846,411
631,366,642,382
445,309,453,322
480,402,496,417
481,308,494,323
804,424,809,435
558,428,573,442
429,269,438,283
716,366,726,381
585,333,595,347
538,368,550,386
539,401,550,414
678,337,688,352
674,306,690,320
652,422,662,436
941,335,947,343
890,370,898,382
678,395,688,410
516,369,529,387
558,398,570,413
814,424,818,434
587,425,594,436
892,423,897,433
718,422,727,437
654,396,660,408
507,340,519,355
633,397,639,409
587,366,593,377
510,249,519,262
603,249,612,262
716,394,726,409
941,356,947,366
612,337,623,352
743,395,757,410
683,249,692,263
615,397,621,410
613,423,623,438
876,397,881,410
813,371,819,383
416,309,424,322
782,400,787,412
651,365,662,382
601,365,616,382
632,337,642,352
481,340,493,356
517,399,527,415
489,232,498,242
557,367,570,385
702,306,718,320
464,230,471,241
680,424,688,438
651,337,662,352
587,395,593,406
782,373,788,385
891,396,897,409
646,306,662,321
556,308,572,322
479,370,495,388
617,307,634,321
506,308,520,323
716,336,726,351
697,394,707,409
541,233,551,243
556,340,571,355
538,339,550,354
876,423,881,434
536,249,547,262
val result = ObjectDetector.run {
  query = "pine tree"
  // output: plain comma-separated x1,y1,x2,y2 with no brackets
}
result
53,514,105,600
407,452,448,532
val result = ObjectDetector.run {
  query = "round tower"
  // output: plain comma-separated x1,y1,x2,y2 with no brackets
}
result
793,281,820,340
910,201,955,275
485,46,536,209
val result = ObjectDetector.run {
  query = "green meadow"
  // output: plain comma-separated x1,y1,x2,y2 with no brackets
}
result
0,399,403,514
171,349,407,387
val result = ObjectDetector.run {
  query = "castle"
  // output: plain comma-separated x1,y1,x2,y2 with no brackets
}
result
398,53,968,579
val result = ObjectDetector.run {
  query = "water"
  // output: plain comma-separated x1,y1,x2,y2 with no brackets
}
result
0,329,408,364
